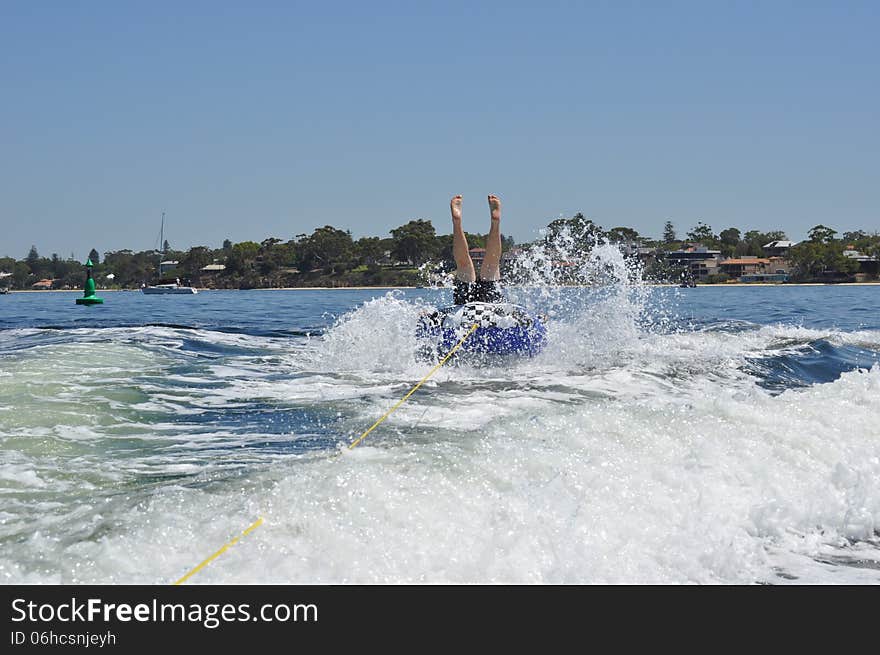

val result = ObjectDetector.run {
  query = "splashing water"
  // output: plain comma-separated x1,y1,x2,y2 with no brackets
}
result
341,230,674,374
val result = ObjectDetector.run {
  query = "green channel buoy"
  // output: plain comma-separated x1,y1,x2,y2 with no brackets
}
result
75,258,104,305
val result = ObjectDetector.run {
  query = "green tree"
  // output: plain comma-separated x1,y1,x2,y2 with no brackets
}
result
23,246,53,279
257,237,296,275
26,245,39,268
103,249,157,287
226,241,261,274
718,227,741,257
465,232,487,249
181,246,213,278
354,237,385,265
13,261,31,288
719,228,741,246
88,248,100,265
390,219,437,266
606,226,640,243
46,255,84,289
686,221,716,246
434,233,454,263
842,230,867,243
663,220,677,244
789,236,858,281
736,230,787,257
849,232,880,261
296,227,354,273
807,224,837,244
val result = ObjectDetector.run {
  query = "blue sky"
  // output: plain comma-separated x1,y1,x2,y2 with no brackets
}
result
1,0,878,260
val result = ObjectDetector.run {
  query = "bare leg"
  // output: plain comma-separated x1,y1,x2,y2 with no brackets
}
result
451,195,475,283
480,194,502,281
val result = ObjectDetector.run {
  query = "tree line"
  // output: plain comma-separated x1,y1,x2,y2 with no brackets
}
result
655,220,880,281
2,216,878,289
0,219,512,290
532,215,879,282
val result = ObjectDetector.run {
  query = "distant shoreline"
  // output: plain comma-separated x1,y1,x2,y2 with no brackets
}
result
687,282,880,287
4,286,418,293
5,282,880,293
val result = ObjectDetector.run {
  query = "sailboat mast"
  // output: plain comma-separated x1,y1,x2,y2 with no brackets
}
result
160,212,165,255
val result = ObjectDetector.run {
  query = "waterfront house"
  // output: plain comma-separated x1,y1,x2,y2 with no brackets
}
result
31,279,54,290
719,257,770,279
468,247,486,270
159,260,179,276
197,263,228,288
843,248,879,279
717,256,788,282
662,244,722,282
762,240,797,257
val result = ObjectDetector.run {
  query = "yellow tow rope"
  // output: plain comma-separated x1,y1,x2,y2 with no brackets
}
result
347,322,479,450
173,517,264,585
173,322,478,584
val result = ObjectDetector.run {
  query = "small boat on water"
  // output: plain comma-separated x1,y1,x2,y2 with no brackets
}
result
141,279,197,295
0,288,9,295
141,212,198,295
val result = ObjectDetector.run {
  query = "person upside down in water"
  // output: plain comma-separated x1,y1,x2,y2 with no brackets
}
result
416,194,545,353
450,194,505,304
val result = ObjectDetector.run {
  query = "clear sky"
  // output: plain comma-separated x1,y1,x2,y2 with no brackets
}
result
1,0,878,260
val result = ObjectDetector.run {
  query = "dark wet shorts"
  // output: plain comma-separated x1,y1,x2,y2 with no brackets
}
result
453,279,504,305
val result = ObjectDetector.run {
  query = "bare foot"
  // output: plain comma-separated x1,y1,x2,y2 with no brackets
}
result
488,194,501,221
450,195,463,222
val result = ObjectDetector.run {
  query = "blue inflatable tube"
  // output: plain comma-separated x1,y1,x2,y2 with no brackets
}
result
417,302,547,357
